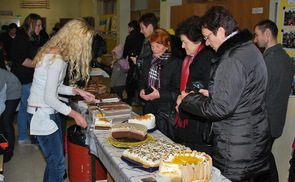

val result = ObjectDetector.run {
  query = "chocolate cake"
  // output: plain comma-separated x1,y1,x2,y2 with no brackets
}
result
111,123,147,141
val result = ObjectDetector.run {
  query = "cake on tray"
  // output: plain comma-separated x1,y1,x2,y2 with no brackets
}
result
111,123,147,141
159,150,212,182
122,139,190,168
128,113,156,130
94,118,112,129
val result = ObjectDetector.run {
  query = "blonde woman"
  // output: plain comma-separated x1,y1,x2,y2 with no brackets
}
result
27,19,95,182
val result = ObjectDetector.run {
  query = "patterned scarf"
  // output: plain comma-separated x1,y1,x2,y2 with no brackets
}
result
148,52,171,89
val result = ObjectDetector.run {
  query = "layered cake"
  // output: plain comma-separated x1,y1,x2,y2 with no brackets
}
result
128,114,156,130
94,118,112,129
122,139,190,168
159,150,212,182
111,123,147,141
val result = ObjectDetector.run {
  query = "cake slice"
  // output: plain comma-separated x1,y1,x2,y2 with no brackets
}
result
94,118,112,129
111,123,147,141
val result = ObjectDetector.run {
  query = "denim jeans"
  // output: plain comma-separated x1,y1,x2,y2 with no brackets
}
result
17,83,32,141
37,113,66,182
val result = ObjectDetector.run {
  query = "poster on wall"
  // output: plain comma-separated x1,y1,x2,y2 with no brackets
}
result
283,7,295,28
282,29,295,51
289,0,295,5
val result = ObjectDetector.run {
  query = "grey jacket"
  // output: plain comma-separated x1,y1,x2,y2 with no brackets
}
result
0,68,21,100
263,44,294,138
110,58,129,87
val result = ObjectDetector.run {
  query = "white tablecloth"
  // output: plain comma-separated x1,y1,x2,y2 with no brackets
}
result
85,128,231,182
90,68,109,78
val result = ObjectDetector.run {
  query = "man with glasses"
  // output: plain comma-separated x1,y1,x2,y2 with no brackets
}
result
176,6,270,182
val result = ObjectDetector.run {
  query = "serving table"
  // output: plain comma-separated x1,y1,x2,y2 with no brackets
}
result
85,127,231,182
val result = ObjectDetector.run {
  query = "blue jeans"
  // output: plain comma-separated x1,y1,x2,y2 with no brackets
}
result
17,83,32,141
36,114,66,182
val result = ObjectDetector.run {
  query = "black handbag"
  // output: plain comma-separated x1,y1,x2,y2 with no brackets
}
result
202,121,214,145
156,109,178,142
126,62,140,86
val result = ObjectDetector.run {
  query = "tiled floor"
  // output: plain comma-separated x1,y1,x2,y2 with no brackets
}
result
3,118,73,182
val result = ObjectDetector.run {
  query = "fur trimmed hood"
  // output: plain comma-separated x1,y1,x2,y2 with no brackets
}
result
216,29,253,57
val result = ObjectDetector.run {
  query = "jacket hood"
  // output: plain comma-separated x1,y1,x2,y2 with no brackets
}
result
112,45,123,59
216,29,253,57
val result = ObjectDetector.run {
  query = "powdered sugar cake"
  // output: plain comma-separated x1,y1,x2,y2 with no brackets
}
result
122,139,190,168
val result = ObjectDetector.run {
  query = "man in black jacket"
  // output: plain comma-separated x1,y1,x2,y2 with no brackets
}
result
253,19,294,182
123,20,144,105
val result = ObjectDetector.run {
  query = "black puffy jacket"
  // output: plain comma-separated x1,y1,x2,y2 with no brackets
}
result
180,29,270,181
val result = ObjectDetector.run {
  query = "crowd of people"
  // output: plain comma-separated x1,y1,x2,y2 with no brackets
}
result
0,5,295,182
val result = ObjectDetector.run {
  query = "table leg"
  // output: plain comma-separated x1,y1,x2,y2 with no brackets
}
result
107,172,115,182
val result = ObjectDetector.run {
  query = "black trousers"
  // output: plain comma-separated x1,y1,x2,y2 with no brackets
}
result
0,98,20,152
253,137,278,182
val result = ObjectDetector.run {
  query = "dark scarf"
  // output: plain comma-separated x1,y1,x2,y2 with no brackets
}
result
148,52,171,89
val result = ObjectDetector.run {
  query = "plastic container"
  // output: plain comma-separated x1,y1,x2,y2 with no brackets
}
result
88,108,105,122
88,104,132,123
95,113,131,124
99,104,132,116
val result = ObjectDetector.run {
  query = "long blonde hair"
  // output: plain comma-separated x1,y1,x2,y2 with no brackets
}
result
33,18,94,83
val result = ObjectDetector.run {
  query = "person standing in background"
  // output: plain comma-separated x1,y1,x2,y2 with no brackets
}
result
0,23,18,66
130,13,158,74
123,20,144,105
0,68,21,163
123,20,144,59
253,19,294,182
110,45,129,100
10,13,43,145
176,6,270,181
27,19,95,182
0,43,6,70
130,13,158,105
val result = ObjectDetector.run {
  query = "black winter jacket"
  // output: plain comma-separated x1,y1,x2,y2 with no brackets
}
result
180,29,270,181
178,46,216,144
123,30,144,58
140,54,182,110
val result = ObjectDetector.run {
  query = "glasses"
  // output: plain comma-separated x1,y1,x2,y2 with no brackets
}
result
203,33,213,41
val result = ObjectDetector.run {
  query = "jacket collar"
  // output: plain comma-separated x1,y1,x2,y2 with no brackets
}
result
263,44,283,56
216,29,253,57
